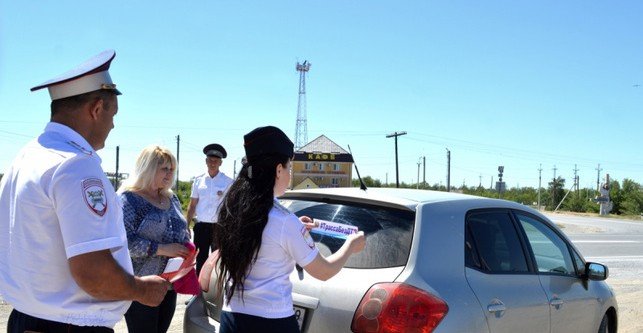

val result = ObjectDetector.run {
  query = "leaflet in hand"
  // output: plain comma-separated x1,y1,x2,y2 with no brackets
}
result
310,219,358,239
160,249,198,283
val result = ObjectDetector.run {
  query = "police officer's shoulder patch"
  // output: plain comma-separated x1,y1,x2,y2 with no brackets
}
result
82,178,107,216
300,225,316,249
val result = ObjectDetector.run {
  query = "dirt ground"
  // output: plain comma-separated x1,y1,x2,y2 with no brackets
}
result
607,279,643,333
0,293,192,332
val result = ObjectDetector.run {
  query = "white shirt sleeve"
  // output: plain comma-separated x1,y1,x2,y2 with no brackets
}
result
51,156,125,259
190,176,200,199
281,213,319,267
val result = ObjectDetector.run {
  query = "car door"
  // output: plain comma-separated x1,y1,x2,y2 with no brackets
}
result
465,210,550,333
514,212,600,333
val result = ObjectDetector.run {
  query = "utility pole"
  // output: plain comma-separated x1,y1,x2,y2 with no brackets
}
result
538,164,542,210
446,148,451,192
551,165,557,209
416,157,422,189
422,156,426,186
553,165,557,180
114,146,120,189
596,163,602,192
386,131,407,188
573,164,579,197
175,135,180,192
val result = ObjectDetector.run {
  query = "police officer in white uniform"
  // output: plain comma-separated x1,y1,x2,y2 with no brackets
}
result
186,143,233,274
0,50,170,333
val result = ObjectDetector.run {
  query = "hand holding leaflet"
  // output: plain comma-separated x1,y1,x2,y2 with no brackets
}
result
160,246,198,283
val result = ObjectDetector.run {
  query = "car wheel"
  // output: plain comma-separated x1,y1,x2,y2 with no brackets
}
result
598,314,609,333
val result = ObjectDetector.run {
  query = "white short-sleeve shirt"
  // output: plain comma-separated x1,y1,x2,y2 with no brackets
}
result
190,171,233,223
223,199,319,318
0,122,133,328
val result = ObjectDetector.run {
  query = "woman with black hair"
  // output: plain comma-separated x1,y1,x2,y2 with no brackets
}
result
214,126,365,333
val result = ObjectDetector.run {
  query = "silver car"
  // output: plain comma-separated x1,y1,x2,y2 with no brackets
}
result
184,188,617,333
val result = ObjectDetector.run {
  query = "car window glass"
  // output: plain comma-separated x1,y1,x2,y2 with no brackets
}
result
465,223,482,269
515,213,575,275
572,249,586,276
280,199,415,269
465,211,528,273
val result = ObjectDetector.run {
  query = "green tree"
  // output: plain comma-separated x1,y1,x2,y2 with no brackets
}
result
347,174,641,216
547,177,565,210
562,190,589,212
608,180,623,215
351,176,382,188
175,179,193,212
618,179,643,216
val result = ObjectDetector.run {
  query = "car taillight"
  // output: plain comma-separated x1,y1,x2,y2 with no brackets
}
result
351,282,448,333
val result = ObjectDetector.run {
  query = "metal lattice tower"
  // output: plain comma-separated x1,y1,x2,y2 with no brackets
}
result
294,60,311,150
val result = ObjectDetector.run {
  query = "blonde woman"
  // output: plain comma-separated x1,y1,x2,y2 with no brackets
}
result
117,145,190,333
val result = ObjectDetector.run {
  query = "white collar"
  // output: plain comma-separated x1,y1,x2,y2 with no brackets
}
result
44,122,101,162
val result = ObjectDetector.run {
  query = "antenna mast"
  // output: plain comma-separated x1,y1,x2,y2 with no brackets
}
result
295,60,311,150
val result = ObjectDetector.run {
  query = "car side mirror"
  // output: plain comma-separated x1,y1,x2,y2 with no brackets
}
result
585,262,608,281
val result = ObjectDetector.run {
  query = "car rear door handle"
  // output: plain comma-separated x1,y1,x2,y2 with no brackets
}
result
487,298,506,317
487,304,506,313
550,297,563,309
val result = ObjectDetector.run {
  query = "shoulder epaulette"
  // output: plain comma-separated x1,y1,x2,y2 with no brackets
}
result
66,141,93,155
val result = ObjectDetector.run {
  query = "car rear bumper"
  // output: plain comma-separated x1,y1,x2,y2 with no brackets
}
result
184,294,221,333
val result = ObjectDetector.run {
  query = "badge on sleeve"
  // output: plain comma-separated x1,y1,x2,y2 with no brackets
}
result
300,225,316,249
82,178,107,216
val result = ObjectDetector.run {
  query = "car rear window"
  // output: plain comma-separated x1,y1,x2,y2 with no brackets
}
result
280,199,415,269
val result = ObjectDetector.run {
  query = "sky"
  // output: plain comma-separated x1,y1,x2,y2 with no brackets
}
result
1,1,642,190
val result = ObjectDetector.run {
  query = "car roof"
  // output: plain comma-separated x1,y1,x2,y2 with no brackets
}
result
280,187,511,211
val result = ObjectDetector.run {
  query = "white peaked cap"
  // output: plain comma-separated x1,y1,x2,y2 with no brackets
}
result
31,49,121,100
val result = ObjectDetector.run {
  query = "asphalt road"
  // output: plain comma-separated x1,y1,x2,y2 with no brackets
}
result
545,213,643,281
545,213,643,333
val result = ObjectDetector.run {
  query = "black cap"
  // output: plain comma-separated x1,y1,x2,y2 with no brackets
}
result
203,143,227,158
244,126,294,162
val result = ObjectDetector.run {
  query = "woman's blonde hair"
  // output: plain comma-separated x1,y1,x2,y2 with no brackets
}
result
118,145,176,197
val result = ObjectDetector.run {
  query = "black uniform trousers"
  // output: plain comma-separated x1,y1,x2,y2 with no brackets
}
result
124,289,177,333
193,222,219,275
8,309,113,333
219,311,300,333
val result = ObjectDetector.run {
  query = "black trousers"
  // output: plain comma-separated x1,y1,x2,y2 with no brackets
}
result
7,309,113,333
219,311,300,333
124,290,177,333
193,222,218,275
